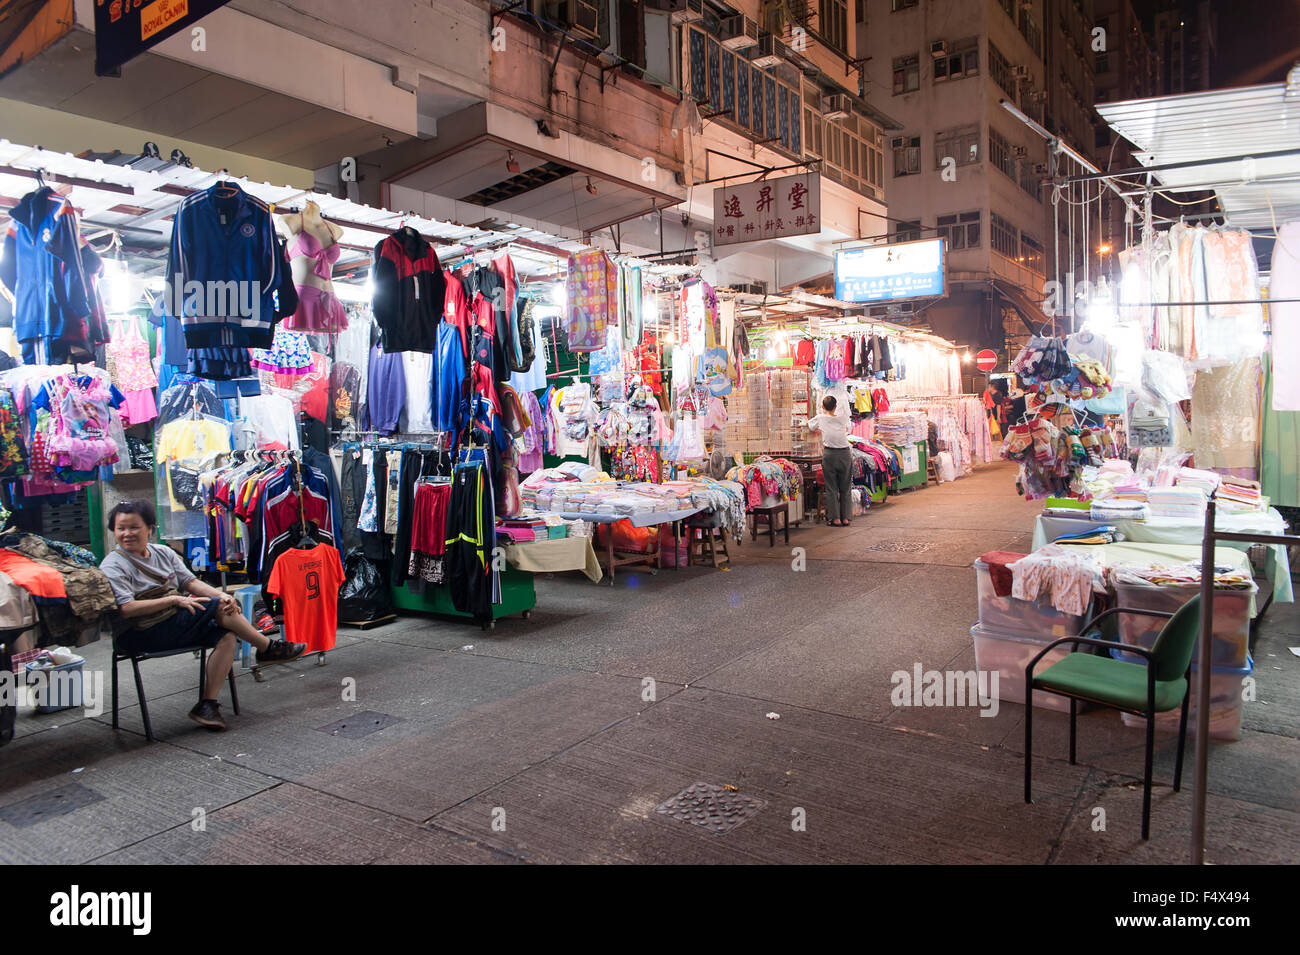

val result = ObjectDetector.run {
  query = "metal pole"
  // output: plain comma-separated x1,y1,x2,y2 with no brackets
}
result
1191,500,1217,863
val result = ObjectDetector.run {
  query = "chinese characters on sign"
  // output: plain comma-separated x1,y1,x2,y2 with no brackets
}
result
712,173,821,247
834,238,947,303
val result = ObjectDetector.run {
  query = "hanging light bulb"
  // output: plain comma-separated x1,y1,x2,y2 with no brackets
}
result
765,344,777,361
552,281,566,309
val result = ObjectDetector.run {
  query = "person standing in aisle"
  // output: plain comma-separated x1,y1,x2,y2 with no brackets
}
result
807,395,853,526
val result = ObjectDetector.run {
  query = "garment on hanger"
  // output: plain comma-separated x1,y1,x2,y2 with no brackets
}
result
1,187,104,365
106,317,158,425
399,351,436,433
251,328,313,375
1269,220,1300,412
366,343,406,435
444,458,497,619
565,250,616,351
371,226,446,352
267,542,343,653
509,298,547,393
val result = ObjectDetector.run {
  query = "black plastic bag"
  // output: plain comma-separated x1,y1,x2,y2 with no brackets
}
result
337,549,394,625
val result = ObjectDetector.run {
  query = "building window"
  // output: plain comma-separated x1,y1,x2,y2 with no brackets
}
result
989,42,1018,100
892,54,919,94
686,26,802,156
892,135,921,176
935,125,979,168
933,38,979,81
892,0,918,10
937,211,981,250
997,0,1014,20
806,108,882,199
989,126,1017,181
821,0,848,54
896,220,922,243
1018,10,1042,58
1020,233,1045,272
991,213,1018,260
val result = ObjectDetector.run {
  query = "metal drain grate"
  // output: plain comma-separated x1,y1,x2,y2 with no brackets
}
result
867,540,930,553
656,782,766,833
314,711,404,739
0,782,105,828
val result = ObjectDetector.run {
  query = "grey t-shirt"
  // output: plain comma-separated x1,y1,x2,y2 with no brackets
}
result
99,545,195,607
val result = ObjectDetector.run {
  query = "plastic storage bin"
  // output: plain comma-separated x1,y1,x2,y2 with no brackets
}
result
24,656,85,713
1112,580,1252,668
975,560,1092,640
1117,656,1252,742
971,624,1086,713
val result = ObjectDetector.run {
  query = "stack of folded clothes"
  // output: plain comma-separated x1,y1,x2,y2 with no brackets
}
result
1147,485,1208,520
1216,476,1264,512
1176,467,1221,497
1090,498,1150,522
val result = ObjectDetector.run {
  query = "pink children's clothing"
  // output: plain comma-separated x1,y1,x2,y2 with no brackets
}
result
121,389,157,426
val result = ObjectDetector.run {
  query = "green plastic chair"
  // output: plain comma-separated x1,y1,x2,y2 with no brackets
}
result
1023,594,1202,840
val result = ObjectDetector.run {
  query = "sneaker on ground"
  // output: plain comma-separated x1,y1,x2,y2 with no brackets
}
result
188,699,227,731
256,639,307,666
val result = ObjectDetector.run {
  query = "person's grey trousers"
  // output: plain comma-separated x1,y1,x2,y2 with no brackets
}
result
822,446,853,523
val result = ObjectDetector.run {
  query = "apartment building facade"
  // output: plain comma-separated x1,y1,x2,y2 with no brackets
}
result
858,0,1059,354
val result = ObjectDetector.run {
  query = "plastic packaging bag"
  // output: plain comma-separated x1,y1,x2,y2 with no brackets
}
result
337,549,395,624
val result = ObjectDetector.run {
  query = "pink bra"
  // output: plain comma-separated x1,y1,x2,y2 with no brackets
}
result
289,231,342,281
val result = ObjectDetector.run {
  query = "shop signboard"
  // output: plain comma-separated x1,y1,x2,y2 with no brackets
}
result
712,172,821,247
95,0,233,76
834,238,946,303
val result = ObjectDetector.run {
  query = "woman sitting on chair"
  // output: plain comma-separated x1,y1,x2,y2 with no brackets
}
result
99,500,306,731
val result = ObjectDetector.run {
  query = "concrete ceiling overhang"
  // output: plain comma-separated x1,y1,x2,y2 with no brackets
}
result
0,0,481,169
378,102,685,241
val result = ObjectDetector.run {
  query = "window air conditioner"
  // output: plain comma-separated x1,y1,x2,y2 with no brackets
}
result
929,40,948,58
891,136,906,149
720,15,760,50
821,93,852,121
1013,65,1030,79
1013,145,1028,157
1033,163,1048,174
750,32,785,68
667,0,705,25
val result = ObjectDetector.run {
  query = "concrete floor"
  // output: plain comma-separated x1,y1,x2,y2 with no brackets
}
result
2,459,1296,864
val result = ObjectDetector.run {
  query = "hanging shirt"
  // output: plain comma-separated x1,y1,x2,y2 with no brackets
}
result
366,344,406,435
400,350,435,433
266,543,344,653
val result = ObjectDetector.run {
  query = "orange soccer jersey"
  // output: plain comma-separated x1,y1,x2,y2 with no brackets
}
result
266,544,344,653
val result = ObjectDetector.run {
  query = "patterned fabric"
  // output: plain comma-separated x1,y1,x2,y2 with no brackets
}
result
564,250,617,352
106,319,158,393
0,386,29,479
251,328,313,375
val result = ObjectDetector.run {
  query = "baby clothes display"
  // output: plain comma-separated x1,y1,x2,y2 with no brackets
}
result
105,318,158,425
1009,545,1105,617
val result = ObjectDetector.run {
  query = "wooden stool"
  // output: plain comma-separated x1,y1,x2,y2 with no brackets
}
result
749,502,790,547
687,524,730,568
926,457,940,486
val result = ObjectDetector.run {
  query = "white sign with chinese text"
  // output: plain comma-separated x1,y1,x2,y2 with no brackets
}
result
712,172,821,247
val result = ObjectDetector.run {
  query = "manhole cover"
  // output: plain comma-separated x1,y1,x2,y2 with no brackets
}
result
0,782,104,828
867,540,930,553
655,782,766,833
314,711,404,739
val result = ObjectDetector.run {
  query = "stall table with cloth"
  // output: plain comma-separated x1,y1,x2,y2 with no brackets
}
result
1034,510,1294,610
552,508,702,584
500,536,603,583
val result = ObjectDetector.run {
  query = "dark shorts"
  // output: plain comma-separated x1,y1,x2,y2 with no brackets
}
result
116,599,226,656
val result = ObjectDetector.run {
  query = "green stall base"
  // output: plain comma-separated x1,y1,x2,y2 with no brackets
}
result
390,565,537,630
890,441,929,490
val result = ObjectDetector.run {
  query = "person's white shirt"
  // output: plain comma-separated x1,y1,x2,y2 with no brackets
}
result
806,404,850,448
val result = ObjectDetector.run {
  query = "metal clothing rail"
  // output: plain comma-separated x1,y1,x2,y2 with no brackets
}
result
1192,501,1300,863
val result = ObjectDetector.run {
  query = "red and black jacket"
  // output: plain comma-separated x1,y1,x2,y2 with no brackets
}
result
371,226,446,352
